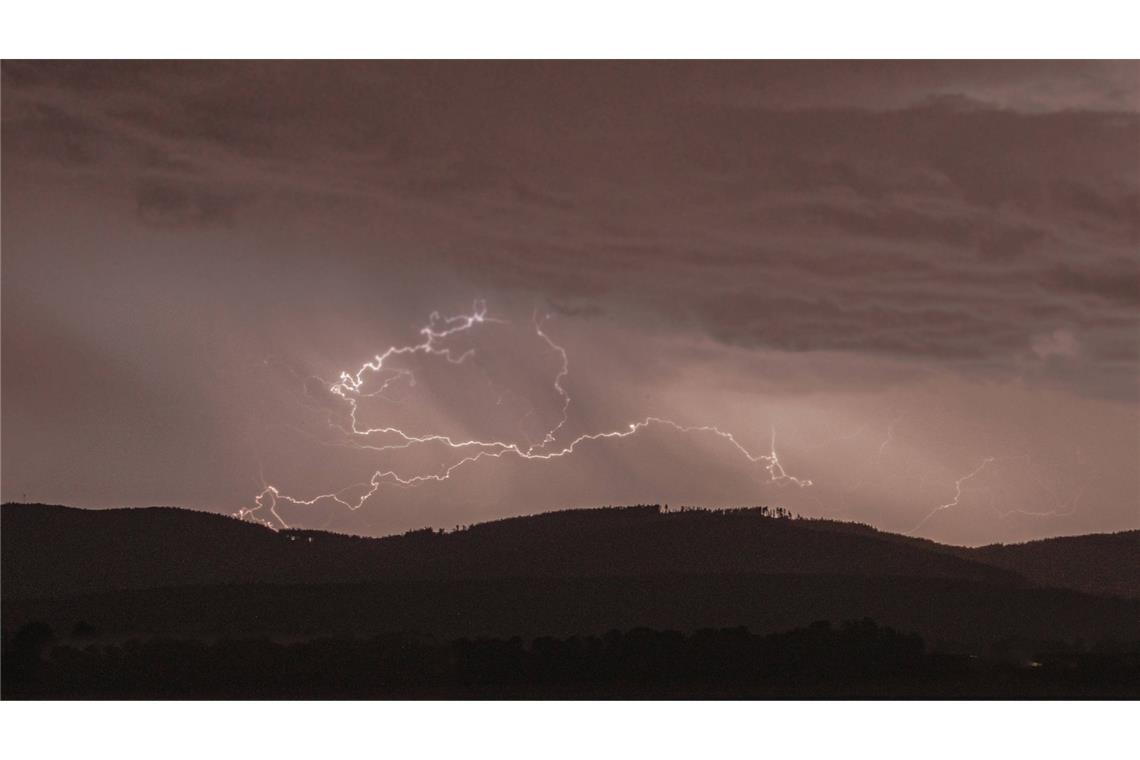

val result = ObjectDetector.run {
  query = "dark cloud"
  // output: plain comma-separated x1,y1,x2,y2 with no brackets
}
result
4,62,1135,388
135,180,245,228
1042,262,1140,307
1,102,105,166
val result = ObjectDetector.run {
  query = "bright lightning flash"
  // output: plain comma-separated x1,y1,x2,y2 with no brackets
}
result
238,301,812,529
907,457,995,535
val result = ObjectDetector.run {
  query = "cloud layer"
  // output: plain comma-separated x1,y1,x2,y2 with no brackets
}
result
3,62,1137,542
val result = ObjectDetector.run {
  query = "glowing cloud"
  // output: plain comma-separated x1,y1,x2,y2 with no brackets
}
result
238,302,812,529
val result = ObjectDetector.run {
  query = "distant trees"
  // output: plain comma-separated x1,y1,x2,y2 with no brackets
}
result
5,615,1139,698
1,619,929,697
11,617,1131,698
656,501,798,519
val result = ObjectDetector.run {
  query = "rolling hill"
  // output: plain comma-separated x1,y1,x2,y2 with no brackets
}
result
3,503,1138,648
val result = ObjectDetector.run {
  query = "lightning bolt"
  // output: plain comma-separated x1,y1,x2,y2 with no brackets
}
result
989,451,1086,522
843,414,904,496
875,415,901,466
907,457,995,535
239,301,812,529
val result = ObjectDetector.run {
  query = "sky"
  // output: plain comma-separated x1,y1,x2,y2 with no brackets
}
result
2,60,1137,545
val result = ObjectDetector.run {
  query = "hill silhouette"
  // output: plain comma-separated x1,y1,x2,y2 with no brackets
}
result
4,503,1139,697
4,503,1139,644
4,503,1137,599
965,533,1140,599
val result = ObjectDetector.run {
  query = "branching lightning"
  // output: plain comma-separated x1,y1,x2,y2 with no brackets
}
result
239,301,812,529
907,457,995,535
904,447,1090,535
239,303,1089,537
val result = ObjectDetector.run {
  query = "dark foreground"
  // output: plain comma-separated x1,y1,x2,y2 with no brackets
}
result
5,504,1138,698
5,619,1138,699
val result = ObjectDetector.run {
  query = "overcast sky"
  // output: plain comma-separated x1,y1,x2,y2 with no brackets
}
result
2,61,1137,544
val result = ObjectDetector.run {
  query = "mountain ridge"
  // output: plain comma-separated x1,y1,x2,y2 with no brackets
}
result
3,502,1137,599
4,503,1138,647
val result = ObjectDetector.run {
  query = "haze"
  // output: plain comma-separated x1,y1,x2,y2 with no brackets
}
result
2,61,1137,545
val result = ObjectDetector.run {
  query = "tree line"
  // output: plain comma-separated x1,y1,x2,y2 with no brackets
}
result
5,618,1137,698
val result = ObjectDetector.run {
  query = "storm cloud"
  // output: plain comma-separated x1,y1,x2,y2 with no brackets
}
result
3,61,1137,543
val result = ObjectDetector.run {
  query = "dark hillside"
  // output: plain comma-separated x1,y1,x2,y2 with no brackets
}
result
966,532,1140,599
3,503,1139,663
760,516,1140,598
2,503,1030,599
6,574,1138,648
